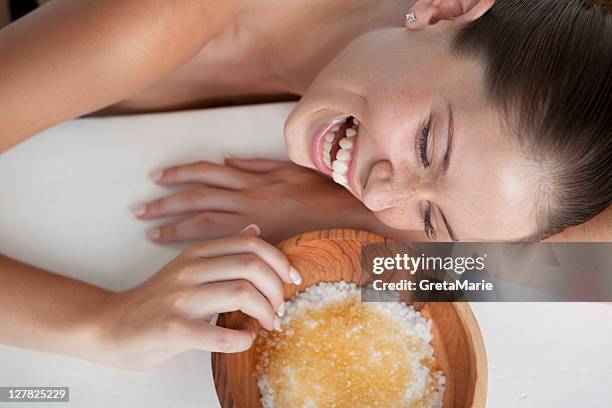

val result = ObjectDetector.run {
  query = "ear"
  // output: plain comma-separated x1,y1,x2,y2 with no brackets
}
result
406,0,495,31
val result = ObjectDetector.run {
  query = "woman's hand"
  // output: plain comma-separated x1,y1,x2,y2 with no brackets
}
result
131,158,374,244
95,226,301,370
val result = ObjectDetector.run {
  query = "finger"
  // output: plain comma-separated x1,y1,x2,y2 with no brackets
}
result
151,161,259,189
188,280,279,331
179,254,285,314
185,235,302,285
147,213,247,243
178,320,255,353
224,157,288,173
133,187,244,220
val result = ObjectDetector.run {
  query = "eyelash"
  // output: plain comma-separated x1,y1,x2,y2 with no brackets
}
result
419,123,434,238
418,123,431,168
423,202,436,240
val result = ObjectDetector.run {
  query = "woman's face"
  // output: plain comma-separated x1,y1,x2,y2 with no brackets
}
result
285,26,541,241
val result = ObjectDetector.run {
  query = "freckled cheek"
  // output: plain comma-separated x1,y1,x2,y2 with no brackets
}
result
364,86,435,134
361,190,384,212
360,101,416,147
371,206,423,231
364,124,396,148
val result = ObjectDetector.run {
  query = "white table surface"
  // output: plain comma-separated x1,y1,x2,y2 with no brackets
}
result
0,103,610,408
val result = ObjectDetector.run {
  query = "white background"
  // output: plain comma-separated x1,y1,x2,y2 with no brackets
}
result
0,103,610,408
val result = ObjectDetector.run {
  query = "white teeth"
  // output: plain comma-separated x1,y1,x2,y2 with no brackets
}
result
333,172,348,185
331,145,352,187
339,138,353,149
323,141,332,154
323,138,332,169
332,160,348,173
336,149,351,161
321,118,360,189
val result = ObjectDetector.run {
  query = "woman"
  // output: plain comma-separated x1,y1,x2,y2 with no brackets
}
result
0,0,610,368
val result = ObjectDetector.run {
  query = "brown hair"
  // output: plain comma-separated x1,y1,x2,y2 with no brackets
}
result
452,0,612,241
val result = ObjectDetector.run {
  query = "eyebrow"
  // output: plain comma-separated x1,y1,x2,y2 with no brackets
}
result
439,103,458,241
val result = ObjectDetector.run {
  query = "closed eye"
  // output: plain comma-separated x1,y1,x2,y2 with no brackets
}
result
418,123,431,168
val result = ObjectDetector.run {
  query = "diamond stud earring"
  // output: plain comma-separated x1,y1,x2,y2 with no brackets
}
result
405,11,416,27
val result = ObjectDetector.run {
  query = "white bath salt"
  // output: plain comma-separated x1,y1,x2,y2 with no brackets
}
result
254,281,445,408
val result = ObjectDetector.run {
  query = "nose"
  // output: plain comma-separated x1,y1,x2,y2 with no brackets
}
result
361,159,425,212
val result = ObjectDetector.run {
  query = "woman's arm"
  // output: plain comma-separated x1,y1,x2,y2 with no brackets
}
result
0,229,297,369
0,255,109,360
0,0,236,152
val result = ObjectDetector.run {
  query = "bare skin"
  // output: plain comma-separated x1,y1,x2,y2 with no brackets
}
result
0,0,305,369
0,0,608,240
0,0,609,371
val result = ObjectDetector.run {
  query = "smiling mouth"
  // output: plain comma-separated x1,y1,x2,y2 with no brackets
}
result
318,116,359,189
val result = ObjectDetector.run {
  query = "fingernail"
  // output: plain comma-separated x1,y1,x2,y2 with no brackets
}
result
149,169,163,182
239,224,261,236
147,227,161,240
289,267,302,285
277,302,285,317
273,317,282,332
251,331,257,341
129,203,146,217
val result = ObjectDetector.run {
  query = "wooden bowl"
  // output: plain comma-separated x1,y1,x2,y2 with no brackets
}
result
212,229,487,408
